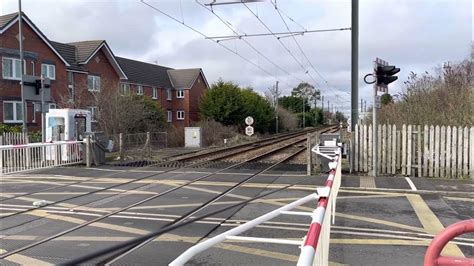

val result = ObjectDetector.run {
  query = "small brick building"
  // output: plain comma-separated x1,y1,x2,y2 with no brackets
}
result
0,12,209,131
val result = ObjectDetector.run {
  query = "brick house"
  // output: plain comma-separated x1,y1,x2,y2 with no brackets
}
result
0,12,209,131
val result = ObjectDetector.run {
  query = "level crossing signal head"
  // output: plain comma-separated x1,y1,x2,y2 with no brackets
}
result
376,65,400,85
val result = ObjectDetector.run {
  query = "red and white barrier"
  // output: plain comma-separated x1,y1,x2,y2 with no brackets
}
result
424,219,474,266
170,146,342,266
298,148,341,266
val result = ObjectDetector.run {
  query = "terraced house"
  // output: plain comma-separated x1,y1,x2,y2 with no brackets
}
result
0,12,209,130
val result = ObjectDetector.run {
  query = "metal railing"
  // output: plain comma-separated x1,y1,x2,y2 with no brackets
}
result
0,141,84,175
170,146,342,266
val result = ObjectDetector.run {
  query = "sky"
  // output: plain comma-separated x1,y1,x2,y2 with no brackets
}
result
1,0,472,118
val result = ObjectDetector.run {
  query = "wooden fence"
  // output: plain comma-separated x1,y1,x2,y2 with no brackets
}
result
354,124,474,179
0,132,29,145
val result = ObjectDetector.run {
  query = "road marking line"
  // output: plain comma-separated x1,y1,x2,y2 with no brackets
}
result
0,248,53,265
443,196,474,202
359,176,376,188
406,194,465,257
338,194,404,200
405,177,417,191
330,238,428,246
336,213,426,233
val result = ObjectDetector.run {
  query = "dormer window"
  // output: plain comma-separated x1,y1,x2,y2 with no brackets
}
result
176,89,184,99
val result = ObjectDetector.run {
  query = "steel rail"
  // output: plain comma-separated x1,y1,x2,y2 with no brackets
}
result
0,128,323,219
75,146,308,265
0,127,331,259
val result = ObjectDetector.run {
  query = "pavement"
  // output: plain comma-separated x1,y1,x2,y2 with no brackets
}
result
0,165,472,265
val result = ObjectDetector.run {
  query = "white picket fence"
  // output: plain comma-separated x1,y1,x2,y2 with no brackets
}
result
354,124,474,179
0,132,29,145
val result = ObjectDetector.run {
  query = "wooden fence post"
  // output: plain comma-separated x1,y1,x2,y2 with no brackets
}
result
434,125,440,177
355,124,359,172
417,125,422,177
407,125,412,176
381,124,386,174
368,124,372,173
387,124,392,174
428,125,434,177
440,126,446,178
457,127,463,177
362,124,367,172
463,127,469,176
446,126,452,178
392,125,397,174
423,125,429,177
470,127,474,180
451,126,457,178
396,129,401,171
401,124,407,175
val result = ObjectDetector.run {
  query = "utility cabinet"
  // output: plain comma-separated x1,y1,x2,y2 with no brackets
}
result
185,127,202,148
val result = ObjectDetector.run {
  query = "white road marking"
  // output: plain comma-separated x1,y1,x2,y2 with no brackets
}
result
405,177,417,191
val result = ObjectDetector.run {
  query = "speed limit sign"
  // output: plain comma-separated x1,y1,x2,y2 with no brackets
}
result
245,116,254,126
245,126,254,136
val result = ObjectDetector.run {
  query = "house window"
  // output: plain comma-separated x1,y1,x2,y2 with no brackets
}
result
167,110,172,122
152,87,158,99
177,110,185,120
137,85,143,95
67,72,74,102
176,89,184,99
41,64,56,80
31,62,35,76
120,83,130,95
2,57,24,80
49,103,57,110
166,88,172,101
3,101,23,123
87,75,101,91
88,106,98,122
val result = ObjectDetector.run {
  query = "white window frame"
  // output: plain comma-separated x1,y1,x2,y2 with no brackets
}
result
88,75,101,92
88,106,98,122
176,89,184,99
3,101,23,123
166,88,172,101
41,63,56,80
120,83,130,95
177,110,185,120
2,57,25,80
152,87,158,99
137,85,143,95
167,111,172,122
48,103,57,111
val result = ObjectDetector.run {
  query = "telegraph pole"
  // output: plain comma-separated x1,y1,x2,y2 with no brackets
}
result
275,81,279,133
19,0,27,133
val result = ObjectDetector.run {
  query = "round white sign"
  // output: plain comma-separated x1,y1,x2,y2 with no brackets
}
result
245,125,254,136
245,116,254,126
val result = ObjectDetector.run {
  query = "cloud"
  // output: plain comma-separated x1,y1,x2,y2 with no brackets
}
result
2,0,471,117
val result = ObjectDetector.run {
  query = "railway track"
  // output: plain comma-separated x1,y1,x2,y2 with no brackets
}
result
0,125,337,263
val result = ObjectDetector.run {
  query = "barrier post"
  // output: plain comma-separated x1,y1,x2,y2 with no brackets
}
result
307,133,312,176
85,136,91,168
119,133,124,160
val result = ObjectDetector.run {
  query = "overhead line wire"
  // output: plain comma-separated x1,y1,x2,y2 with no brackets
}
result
140,0,282,85
241,1,317,85
195,0,303,86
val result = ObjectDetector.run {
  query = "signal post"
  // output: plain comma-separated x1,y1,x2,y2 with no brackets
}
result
364,58,399,177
